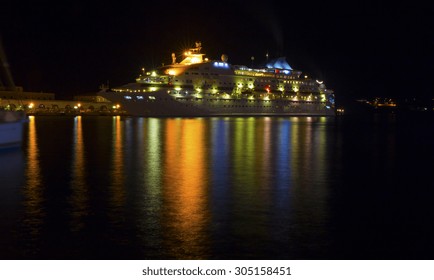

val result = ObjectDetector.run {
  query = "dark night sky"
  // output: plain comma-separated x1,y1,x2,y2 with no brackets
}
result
1,0,433,103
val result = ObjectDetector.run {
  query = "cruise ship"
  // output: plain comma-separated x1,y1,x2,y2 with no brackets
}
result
101,42,335,117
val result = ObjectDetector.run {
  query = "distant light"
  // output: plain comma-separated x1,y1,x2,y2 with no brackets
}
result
124,96,132,99
168,70,176,75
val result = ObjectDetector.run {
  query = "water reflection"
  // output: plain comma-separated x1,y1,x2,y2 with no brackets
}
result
22,116,44,255
109,116,126,234
136,117,331,258
9,116,335,259
0,147,25,258
70,116,88,232
162,119,210,259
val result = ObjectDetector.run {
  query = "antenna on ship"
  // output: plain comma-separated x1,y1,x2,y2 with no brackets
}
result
192,41,202,53
171,53,176,64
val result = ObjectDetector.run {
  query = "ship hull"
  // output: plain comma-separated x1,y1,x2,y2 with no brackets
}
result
0,121,24,149
101,89,335,117
0,111,26,149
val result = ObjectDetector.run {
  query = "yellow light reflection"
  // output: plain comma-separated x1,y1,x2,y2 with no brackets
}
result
70,116,88,231
110,116,125,208
24,116,44,237
145,118,162,199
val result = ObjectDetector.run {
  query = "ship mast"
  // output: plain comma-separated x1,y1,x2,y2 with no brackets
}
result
0,38,16,92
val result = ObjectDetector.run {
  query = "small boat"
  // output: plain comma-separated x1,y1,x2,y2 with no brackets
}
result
0,110,26,149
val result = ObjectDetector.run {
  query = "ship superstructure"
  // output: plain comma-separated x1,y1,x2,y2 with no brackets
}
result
101,42,335,116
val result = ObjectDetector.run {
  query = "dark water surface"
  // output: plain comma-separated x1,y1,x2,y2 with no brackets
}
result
0,114,433,259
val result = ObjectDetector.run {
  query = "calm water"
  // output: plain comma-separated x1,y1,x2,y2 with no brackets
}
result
0,114,433,260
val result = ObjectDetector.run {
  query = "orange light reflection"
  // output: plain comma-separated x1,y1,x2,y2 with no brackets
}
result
162,119,209,258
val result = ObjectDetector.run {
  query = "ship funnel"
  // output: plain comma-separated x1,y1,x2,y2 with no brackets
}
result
221,54,228,62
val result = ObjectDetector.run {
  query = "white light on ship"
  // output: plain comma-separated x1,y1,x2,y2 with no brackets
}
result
321,94,326,101
150,87,157,92
175,87,181,91
151,71,157,77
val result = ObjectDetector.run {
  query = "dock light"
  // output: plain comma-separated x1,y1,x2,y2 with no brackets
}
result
74,106,78,109
77,103,81,107
28,103,34,109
